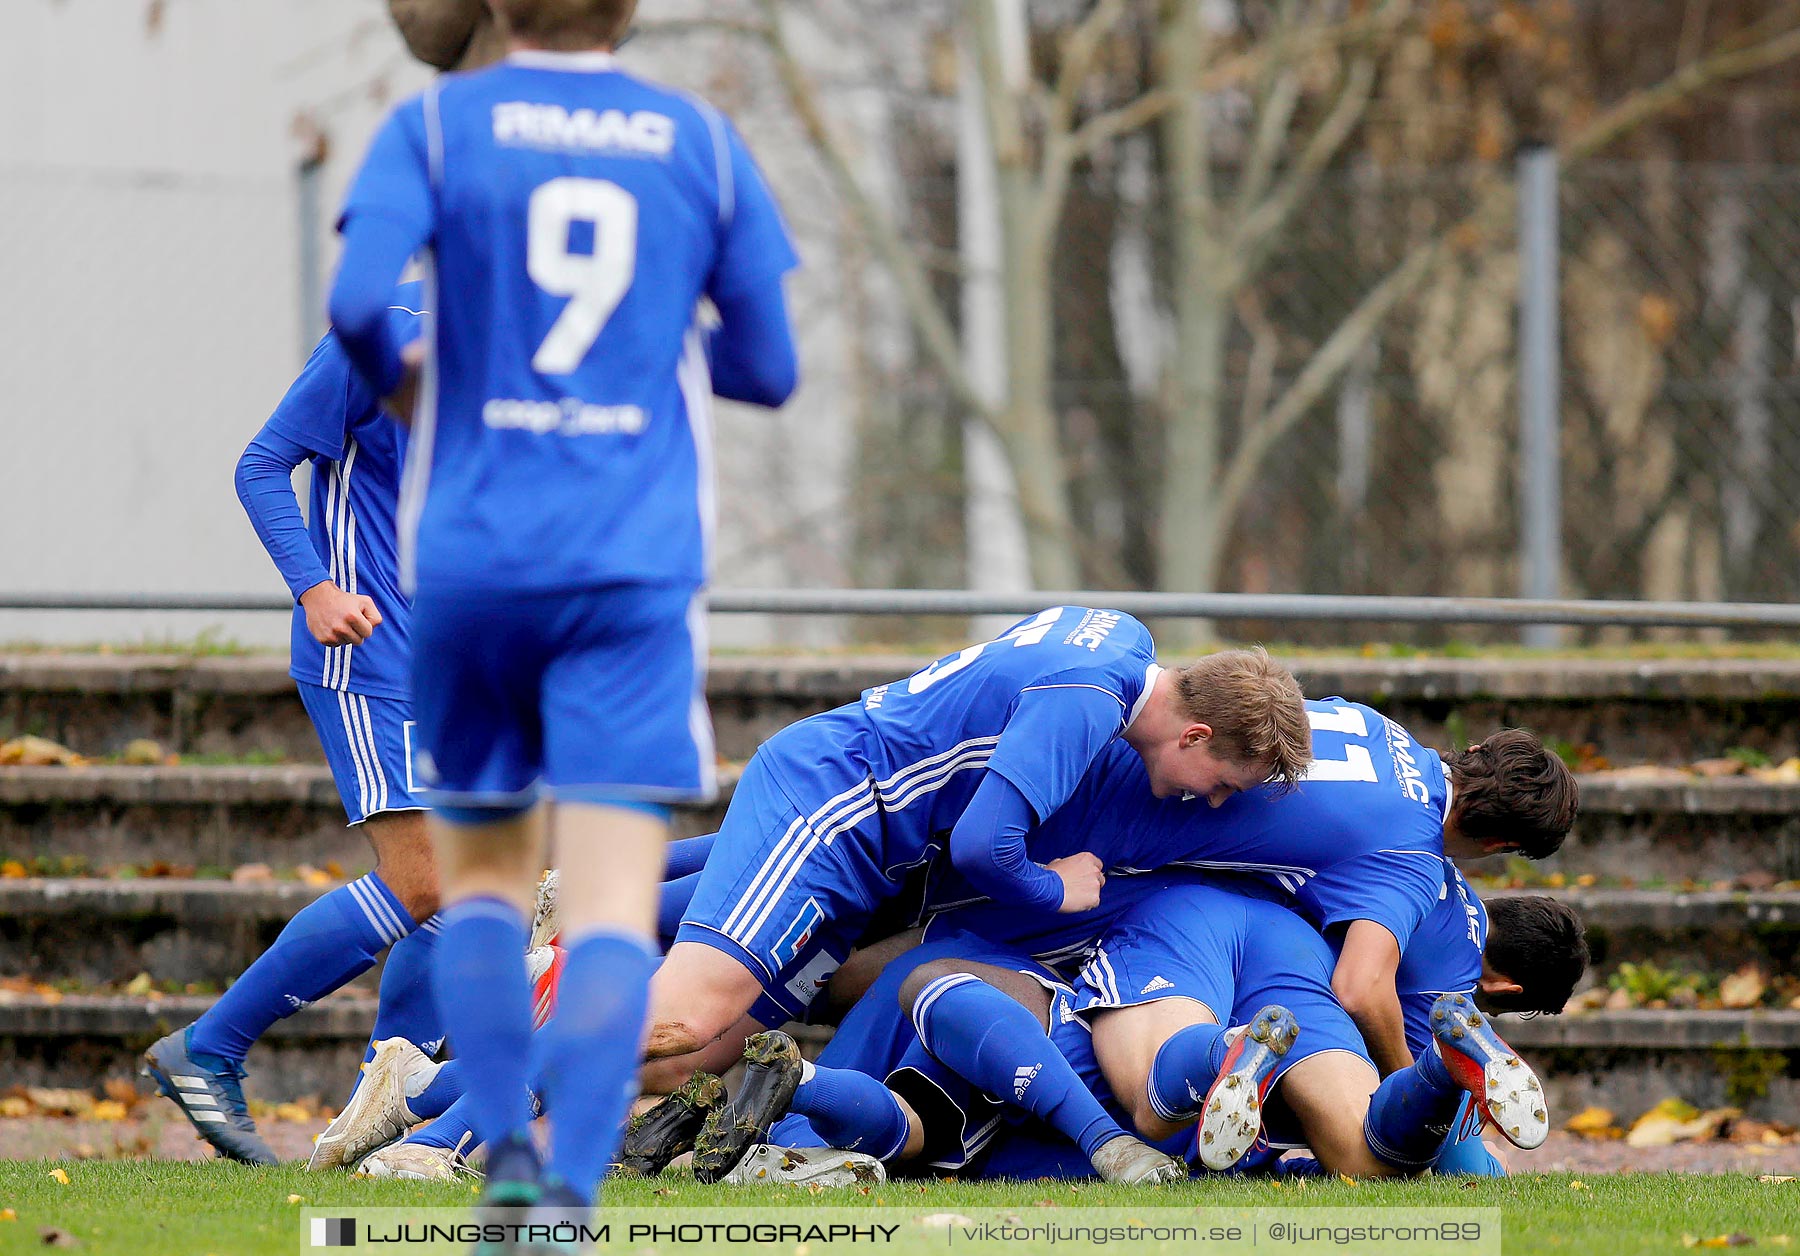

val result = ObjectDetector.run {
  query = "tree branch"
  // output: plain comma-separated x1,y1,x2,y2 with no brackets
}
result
1047,0,1130,140
1204,242,1443,549
1564,15,1800,161
1228,54,1377,281
750,0,994,425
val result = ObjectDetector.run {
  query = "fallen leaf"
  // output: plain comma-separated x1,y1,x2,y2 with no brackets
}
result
122,974,154,997
37,1226,79,1247
0,1098,31,1118
101,1080,137,1107
272,1103,312,1124
1628,1102,1740,1147
1690,757,1746,778
285,1196,304,1205
0,861,25,880
0,1209,15,1221
46,1169,69,1185
1761,1175,1797,1184
1720,965,1768,1010
230,864,273,884
1564,1107,1620,1138
1570,1180,1589,1191
26,1090,94,1118
297,865,332,888
89,1102,127,1123
0,736,86,767
120,740,163,766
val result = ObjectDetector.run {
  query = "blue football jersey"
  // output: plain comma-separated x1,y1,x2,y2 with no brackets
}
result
266,289,424,701
926,698,1450,956
763,607,1160,882
1394,859,1487,1058
340,51,799,594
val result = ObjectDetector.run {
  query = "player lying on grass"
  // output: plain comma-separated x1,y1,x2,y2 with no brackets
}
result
645,869,1581,1184
644,617,1312,1086
143,285,446,1167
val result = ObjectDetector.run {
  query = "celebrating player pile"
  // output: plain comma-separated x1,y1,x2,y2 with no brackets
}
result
134,0,1590,1246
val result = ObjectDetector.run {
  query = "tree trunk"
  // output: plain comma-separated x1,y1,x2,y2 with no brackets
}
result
1155,0,1229,594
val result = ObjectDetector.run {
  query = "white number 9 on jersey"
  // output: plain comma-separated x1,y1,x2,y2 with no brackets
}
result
527,177,639,374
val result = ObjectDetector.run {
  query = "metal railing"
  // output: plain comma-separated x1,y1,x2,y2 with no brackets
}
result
2,590,1798,629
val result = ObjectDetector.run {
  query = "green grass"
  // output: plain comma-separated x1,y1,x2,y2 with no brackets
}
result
0,1163,1793,1255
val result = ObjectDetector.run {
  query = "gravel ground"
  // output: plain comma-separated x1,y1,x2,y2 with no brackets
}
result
4,1117,1798,1177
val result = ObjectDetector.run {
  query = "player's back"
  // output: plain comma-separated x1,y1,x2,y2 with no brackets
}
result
1394,859,1486,1057
842,608,1158,861
406,55,770,592
994,698,1450,894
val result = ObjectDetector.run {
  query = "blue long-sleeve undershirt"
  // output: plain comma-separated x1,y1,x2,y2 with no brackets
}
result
949,772,1067,912
330,216,422,402
233,426,332,602
707,280,798,407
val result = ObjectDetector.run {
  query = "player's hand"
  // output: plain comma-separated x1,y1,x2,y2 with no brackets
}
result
299,581,383,646
1048,852,1105,913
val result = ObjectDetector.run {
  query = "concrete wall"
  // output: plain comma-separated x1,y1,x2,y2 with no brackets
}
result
0,0,890,649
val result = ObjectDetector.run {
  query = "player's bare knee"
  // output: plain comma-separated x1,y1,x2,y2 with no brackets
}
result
640,1054,697,1095
897,959,976,1014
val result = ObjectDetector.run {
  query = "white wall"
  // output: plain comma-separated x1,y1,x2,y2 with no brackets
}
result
0,0,430,646
0,0,892,649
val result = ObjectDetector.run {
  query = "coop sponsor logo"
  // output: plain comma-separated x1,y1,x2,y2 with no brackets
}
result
483,398,647,436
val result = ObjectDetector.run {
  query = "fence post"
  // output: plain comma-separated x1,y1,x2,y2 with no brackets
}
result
1517,145,1563,648
296,150,327,365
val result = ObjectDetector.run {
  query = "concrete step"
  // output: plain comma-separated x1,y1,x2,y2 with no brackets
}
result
0,994,374,1101
0,764,733,870
8,877,1798,989
13,653,1800,764
0,993,1792,1119
1485,887,1800,975
1500,1009,1800,1123
4,762,1796,879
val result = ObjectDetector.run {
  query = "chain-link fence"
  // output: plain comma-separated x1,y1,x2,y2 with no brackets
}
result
833,160,1800,642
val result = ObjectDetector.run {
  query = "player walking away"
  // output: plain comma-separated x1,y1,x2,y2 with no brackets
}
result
330,0,799,1233
647,624,1312,1085
142,285,444,1167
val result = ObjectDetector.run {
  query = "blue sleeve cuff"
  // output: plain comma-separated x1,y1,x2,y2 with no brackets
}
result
234,428,332,601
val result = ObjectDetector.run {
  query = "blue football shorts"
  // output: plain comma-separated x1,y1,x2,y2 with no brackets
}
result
296,681,425,825
406,581,714,811
1073,885,1374,1147
676,731,891,1021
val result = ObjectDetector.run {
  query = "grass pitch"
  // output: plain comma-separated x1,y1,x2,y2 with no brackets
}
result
0,1162,1793,1255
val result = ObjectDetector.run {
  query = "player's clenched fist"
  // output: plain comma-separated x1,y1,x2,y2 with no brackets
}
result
299,581,383,646
1048,852,1106,913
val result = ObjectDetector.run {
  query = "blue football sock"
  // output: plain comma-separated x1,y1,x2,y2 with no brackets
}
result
790,1059,912,1160
343,915,445,1104
1363,1044,1462,1169
189,872,416,1065
431,897,535,1150
407,1096,478,1153
535,930,658,1205
1146,1022,1229,1123
406,1057,465,1120
664,833,716,879
657,872,701,949
912,974,1127,1160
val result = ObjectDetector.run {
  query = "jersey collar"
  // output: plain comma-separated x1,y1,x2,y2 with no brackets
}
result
1126,663,1163,727
1439,757,1455,826
507,49,618,71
